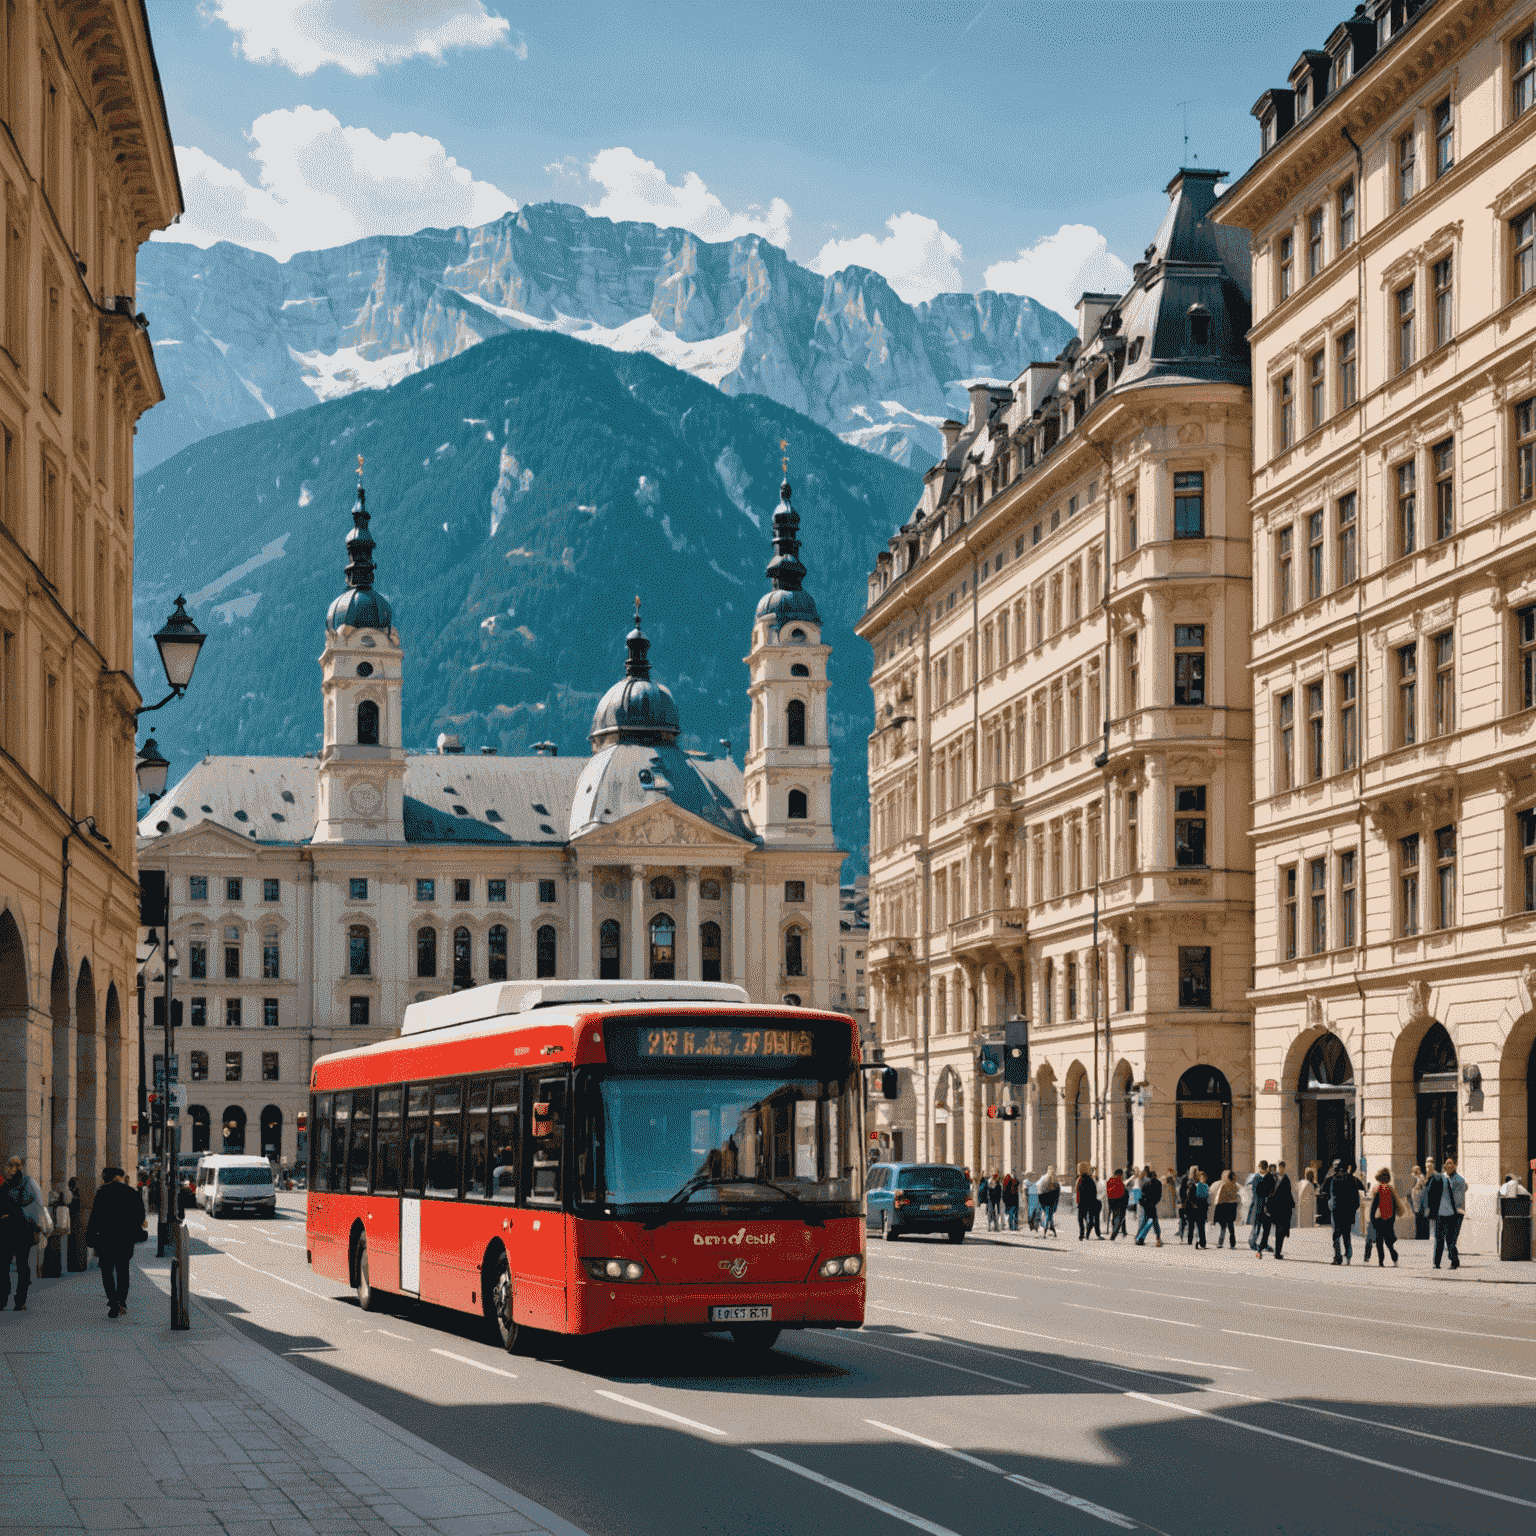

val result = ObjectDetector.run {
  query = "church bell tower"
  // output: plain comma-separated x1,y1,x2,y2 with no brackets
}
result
314,459,406,844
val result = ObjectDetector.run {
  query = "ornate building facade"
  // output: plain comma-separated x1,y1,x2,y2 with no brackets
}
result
0,2,179,1191
859,170,1254,1179
134,475,844,1165
1212,0,1536,1204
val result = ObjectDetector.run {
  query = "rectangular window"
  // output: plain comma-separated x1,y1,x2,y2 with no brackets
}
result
1435,825,1456,929
1516,26,1536,118
1433,629,1455,737
453,878,471,902
1337,491,1357,585
1279,232,1294,299
529,1075,565,1205
1340,850,1357,947
1306,681,1324,781
1174,786,1207,867
1307,510,1324,602
1522,605,1536,710
1337,328,1357,408
1125,633,1139,711
1398,643,1417,746
489,1078,520,1202
226,877,242,903
1178,946,1212,1008
190,1051,208,1082
189,943,207,980
785,880,806,902
1305,207,1323,279
1127,792,1138,871
416,878,435,901
1401,834,1420,935
225,1051,242,1082
224,944,240,980
263,878,279,902
1338,178,1355,249
1397,284,1415,372
1167,470,1204,537
1396,460,1417,557
1433,256,1453,348
1522,811,1536,912
349,877,368,900
262,1052,279,1082
488,879,506,903
189,875,207,902
1174,625,1206,706
464,1079,490,1199
262,998,278,1028
1433,98,1453,177
1278,372,1295,450
1309,348,1325,430
373,1087,402,1196
1277,525,1293,616
1125,492,1137,551
1433,438,1454,541
1515,208,1535,298
1339,668,1358,772
349,928,370,976
1283,865,1298,960
427,1081,462,1198
1397,129,1415,206
349,996,370,1028
1517,397,1535,505
262,941,279,979
1310,858,1327,953
539,879,557,903
1121,943,1134,1012
1278,691,1295,790
190,998,206,1029
226,997,243,1029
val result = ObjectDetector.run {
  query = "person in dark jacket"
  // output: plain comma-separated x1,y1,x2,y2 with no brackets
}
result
1,1156,44,1309
1327,1161,1361,1264
84,1166,146,1317
1267,1161,1296,1258
1183,1169,1210,1249
1075,1165,1096,1240
1251,1164,1277,1255
66,1176,86,1272
1001,1173,1019,1231
1105,1169,1129,1240
1134,1167,1163,1246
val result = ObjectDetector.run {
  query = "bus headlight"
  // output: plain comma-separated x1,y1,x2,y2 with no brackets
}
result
818,1255,863,1278
582,1257,646,1282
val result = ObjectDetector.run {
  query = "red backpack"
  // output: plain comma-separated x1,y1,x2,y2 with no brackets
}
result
1106,1176,1126,1201
1376,1185,1395,1221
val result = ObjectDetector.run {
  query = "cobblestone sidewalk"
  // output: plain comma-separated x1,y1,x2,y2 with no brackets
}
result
0,1257,585,1536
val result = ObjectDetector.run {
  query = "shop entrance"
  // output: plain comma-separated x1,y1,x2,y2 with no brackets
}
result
1297,1033,1355,1192
1414,1023,1458,1168
1175,1065,1231,1175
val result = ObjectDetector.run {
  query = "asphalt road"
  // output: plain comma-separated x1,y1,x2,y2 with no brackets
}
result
178,1197,1536,1536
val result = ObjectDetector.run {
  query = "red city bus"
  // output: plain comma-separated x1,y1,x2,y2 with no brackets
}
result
305,980,866,1353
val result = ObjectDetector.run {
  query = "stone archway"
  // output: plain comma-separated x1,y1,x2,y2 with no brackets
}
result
1062,1061,1088,1174
221,1104,247,1153
1413,1023,1458,1169
103,985,123,1168
75,961,98,1194
49,949,70,1194
1296,1033,1355,1177
1175,1065,1232,1177
0,911,28,1166
260,1105,283,1161
1033,1063,1058,1175
1110,1060,1136,1171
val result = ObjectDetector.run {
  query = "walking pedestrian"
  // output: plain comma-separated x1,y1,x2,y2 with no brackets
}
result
1134,1166,1163,1246
84,1166,148,1318
1037,1167,1060,1236
1075,1163,1095,1241
1002,1173,1019,1231
1175,1168,1191,1243
1252,1163,1276,1256
0,1156,46,1310
1413,1162,1432,1240
1088,1168,1104,1238
1327,1161,1361,1265
1247,1161,1270,1249
986,1172,1003,1232
1024,1171,1040,1232
1184,1168,1210,1249
1268,1161,1295,1258
1106,1168,1128,1240
66,1176,87,1272
1212,1170,1240,1247
1427,1157,1467,1270
1367,1168,1400,1267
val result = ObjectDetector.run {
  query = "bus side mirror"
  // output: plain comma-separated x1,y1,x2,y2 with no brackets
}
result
880,1067,899,1101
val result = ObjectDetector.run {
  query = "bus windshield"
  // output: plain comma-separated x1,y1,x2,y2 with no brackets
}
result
589,1070,862,1216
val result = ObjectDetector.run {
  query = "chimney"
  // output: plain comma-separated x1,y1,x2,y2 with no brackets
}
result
966,383,994,431
436,733,463,755
479,745,497,755
939,420,964,454
1075,293,1121,346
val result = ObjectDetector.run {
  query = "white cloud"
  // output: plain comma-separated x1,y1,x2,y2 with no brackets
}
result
983,224,1134,321
811,213,963,305
569,147,791,248
208,0,515,76
158,106,516,260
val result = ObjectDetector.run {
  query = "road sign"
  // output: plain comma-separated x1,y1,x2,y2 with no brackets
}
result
153,1054,180,1087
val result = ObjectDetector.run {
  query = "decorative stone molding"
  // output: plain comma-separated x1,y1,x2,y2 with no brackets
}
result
1405,978,1434,1028
1306,993,1323,1029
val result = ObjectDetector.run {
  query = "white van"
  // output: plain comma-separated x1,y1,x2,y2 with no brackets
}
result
196,1154,277,1218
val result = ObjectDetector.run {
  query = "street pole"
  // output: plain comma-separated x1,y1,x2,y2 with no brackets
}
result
158,905,189,1328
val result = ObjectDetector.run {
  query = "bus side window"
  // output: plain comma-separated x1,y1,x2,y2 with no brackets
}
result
374,1088,402,1194
489,1078,519,1202
427,1080,464,1198
312,1094,331,1191
404,1084,430,1194
528,1074,566,1206
464,1079,490,1199
349,1089,374,1193
330,1094,350,1193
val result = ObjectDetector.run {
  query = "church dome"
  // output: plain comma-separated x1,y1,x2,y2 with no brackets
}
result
588,603,681,747
326,469,393,632
755,478,821,628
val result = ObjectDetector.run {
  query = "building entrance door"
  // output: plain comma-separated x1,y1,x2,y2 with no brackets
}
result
1175,1066,1232,1175
1414,1024,1458,1169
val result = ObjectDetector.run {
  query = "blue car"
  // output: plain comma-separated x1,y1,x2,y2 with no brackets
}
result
865,1163,975,1243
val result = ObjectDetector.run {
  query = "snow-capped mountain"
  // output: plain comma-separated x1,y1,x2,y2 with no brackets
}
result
135,203,1074,472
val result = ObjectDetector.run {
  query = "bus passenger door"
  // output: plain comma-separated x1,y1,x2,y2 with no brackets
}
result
400,1197,421,1295
515,1073,568,1330
399,1085,429,1296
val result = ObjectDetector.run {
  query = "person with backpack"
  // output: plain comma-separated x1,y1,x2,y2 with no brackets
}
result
1135,1166,1163,1246
1075,1164,1096,1240
1327,1160,1361,1265
1211,1170,1240,1248
1268,1161,1295,1258
1105,1168,1128,1239
1174,1168,1192,1243
1184,1168,1210,1249
1001,1172,1019,1231
1426,1157,1467,1270
1367,1168,1400,1267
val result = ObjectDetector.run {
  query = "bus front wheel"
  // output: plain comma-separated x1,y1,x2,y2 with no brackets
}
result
489,1252,518,1353
355,1237,382,1312
731,1324,781,1355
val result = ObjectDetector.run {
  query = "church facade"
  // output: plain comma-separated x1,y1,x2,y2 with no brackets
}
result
135,473,844,1166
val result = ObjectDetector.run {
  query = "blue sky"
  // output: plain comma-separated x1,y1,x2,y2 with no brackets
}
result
147,1,1344,316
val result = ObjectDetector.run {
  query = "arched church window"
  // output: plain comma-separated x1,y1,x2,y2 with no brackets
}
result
791,664,810,677
536,925,557,978
787,699,806,746
416,927,437,979
348,925,371,977
453,927,472,988
790,628,807,640
787,789,808,819
699,878,721,901
650,875,676,900
700,921,722,982
650,914,676,980
357,699,379,746
784,925,804,977
488,924,508,982
599,919,621,980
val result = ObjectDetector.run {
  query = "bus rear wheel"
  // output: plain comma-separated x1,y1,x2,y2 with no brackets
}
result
731,1324,781,1355
355,1237,382,1312
488,1252,518,1353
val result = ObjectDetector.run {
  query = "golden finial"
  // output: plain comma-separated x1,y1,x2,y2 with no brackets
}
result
634,595,641,624
780,438,789,478
356,453,365,483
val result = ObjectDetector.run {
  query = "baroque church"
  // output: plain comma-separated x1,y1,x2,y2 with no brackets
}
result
135,471,844,1164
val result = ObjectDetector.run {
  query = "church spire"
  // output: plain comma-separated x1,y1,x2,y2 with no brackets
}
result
326,453,393,632
625,596,652,679
344,453,376,591
754,440,820,629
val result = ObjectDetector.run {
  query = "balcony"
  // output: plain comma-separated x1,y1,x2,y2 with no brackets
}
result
869,936,914,972
949,907,1027,956
962,782,1015,828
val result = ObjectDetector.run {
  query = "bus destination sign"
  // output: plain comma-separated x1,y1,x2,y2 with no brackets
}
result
641,1027,815,1061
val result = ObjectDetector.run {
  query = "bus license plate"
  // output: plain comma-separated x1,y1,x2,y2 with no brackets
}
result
710,1305,772,1323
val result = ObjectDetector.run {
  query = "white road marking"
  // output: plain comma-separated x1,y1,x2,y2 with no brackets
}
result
594,1390,725,1436
1225,1294,1536,1345
882,1274,1018,1300
837,1333,1032,1392
1127,1289,1210,1303
371,1328,410,1341
1221,1328,1536,1383
431,1348,517,1380
749,1450,964,1536
1005,1474,1138,1530
260,1234,305,1249
869,1303,955,1322
864,1419,1003,1472
220,1251,338,1301
197,1290,226,1300
1066,1304,1199,1328
967,1318,1251,1374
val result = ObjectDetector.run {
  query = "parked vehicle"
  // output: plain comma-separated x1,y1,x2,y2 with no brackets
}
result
196,1154,278,1218
865,1163,974,1243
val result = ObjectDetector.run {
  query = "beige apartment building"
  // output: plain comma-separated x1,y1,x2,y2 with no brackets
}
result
860,169,1255,1181
0,3,180,1192
1211,0,1536,1204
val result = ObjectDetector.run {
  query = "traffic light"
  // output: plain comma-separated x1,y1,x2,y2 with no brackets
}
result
1004,1015,1030,1084
297,1112,308,1134
978,1042,1002,1078
986,1104,1020,1121
879,1067,898,1100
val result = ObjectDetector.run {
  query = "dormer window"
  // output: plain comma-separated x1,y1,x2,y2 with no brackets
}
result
1295,78,1309,117
1187,304,1212,349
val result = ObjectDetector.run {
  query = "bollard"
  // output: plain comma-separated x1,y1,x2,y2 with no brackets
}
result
170,1219,190,1329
